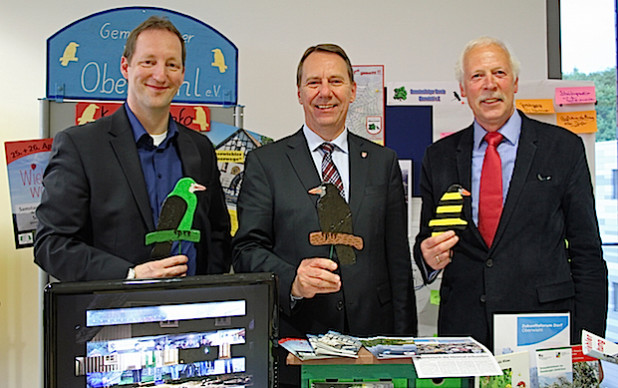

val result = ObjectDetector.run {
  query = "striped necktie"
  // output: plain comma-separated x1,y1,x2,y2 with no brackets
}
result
319,142,345,197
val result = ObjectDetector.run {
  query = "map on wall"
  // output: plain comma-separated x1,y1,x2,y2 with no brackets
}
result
346,65,384,144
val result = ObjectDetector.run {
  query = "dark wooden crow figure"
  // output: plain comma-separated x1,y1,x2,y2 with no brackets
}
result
308,182,360,265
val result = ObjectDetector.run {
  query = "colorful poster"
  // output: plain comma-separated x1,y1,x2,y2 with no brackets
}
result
5,139,53,248
206,123,273,236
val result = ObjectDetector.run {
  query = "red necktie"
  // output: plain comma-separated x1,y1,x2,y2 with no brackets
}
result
478,132,504,247
320,143,345,197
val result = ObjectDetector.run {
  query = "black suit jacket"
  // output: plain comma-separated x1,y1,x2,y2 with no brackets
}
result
233,129,417,338
413,112,607,348
34,106,231,281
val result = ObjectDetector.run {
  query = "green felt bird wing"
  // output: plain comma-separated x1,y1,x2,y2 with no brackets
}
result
428,184,470,236
148,177,205,259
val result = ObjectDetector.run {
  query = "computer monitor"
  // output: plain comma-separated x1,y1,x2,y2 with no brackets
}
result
43,272,277,388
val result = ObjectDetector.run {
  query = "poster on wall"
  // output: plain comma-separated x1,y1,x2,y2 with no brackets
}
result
386,81,472,138
207,124,273,235
346,65,384,144
5,139,53,248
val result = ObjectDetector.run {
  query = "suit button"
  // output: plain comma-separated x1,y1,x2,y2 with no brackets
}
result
480,295,486,303
337,300,344,310
486,259,493,268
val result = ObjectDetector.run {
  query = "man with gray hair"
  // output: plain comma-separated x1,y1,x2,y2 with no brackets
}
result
413,36,607,348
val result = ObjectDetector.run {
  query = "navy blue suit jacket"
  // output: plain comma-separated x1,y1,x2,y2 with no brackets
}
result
413,112,607,348
35,106,231,281
233,129,417,338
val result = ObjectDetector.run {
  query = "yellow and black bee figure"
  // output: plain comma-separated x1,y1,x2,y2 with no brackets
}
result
428,184,470,236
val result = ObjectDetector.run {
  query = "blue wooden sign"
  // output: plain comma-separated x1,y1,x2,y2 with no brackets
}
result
47,7,238,105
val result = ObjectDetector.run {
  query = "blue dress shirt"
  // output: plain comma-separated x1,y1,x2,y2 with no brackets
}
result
125,104,196,275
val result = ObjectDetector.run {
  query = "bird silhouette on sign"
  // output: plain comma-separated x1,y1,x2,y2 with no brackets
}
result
193,106,210,131
211,48,228,73
308,183,363,265
59,42,79,66
428,184,470,236
78,104,99,125
146,177,205,259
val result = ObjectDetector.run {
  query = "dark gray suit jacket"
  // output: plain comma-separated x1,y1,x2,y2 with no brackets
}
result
413,112,607,348
34,106,231,281
233,129,417,338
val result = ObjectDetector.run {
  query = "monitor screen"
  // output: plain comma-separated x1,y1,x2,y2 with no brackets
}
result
44,273,277,388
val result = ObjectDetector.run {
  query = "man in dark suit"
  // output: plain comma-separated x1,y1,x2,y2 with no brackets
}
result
233,44,417,383
34,16,231,281
413,37,607,348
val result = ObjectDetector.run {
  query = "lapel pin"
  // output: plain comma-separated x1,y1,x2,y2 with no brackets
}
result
361,151,368,159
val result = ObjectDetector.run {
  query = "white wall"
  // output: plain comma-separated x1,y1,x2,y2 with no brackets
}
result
0,1,547,386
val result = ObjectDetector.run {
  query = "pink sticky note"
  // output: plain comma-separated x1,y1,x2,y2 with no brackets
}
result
555,86,596,105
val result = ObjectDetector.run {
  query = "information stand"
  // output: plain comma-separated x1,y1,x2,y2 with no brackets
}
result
287,349,473,388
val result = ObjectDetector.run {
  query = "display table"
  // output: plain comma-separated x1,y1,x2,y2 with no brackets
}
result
287,348,473,387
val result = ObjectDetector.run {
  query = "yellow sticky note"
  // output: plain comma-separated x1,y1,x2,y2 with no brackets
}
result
516,99,555,114
556,111,598,133
430,289,441,305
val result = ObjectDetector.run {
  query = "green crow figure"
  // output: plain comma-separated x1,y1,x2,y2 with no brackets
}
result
428,184,470,236
146,177,205,259
309,182,363,265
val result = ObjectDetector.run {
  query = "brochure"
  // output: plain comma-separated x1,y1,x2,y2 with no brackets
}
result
307,331,362,358
535,347,572,387
572,344,602,386
475,351,530,388
582,329,618,364
494,313,570,356
278,338,337,361
411,337,502,379
493,312,570,387
360,336,417,359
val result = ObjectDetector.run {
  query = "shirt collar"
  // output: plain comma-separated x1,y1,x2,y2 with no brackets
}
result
302,124,349,154
125,103,179,146
473,109,521,149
